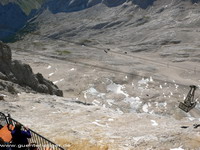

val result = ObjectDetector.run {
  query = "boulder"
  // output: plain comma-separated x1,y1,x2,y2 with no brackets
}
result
0,94,4,100
0,41,11,63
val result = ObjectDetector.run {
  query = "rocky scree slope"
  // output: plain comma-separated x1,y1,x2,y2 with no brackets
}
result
0,41,63,96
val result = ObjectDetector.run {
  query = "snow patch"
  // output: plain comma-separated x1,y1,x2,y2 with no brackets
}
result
138,77,153,85
175,84,179,89
149,76,153,82
107,83,128,97
92,100,101,106
49,73,54,76
70,68,75,71
170,146,184,150
149,110,154,114
47,65,51,69
155,102,159,107
138,78,149,85
83,87,105,99
92,122,109,127
163,102,167,107
158,102,167,108
116,108,124,114
53,78,64,84
124,97,142,112
142,104,149,113
108,118,114,122
137,77,153,91
31,106,36,110
151,120,158,126
107,99,114,106
51,111,62,114
188,117,195,121
163,93,166,98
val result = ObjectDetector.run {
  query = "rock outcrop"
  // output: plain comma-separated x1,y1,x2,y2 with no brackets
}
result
0,41,63,96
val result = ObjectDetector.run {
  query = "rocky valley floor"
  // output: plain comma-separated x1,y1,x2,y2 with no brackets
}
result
0,39,200,150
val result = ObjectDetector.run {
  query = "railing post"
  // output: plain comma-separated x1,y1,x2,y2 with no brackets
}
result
7,114,12,125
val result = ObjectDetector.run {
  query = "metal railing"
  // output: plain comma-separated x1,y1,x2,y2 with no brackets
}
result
0,112,65,150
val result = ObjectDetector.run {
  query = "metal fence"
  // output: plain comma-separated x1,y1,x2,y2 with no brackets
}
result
0,112,65,150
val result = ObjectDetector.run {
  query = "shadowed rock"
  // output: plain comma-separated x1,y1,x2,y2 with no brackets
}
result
0,41,63,96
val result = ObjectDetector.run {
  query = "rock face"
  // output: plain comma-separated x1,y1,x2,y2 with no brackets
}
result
0,41,63,96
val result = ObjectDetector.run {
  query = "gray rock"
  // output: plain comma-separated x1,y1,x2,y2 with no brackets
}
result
37,84,49,94
0,94,4,100
0,82,5,91
0,41,11,63
7,84,18,94
0,72,8,80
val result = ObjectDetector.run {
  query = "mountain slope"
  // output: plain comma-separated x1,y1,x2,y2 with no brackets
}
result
25,0,200,53
0,0,46,41
0,0,45,15
0,0,158,41
0,3,27,40
2,0,200,149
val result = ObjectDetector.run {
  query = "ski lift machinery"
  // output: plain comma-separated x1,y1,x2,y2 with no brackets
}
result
179,85,197,112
